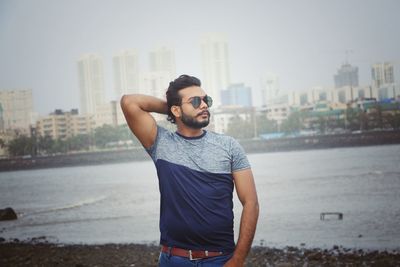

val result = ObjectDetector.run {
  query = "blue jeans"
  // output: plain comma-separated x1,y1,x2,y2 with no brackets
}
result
158,251,233,267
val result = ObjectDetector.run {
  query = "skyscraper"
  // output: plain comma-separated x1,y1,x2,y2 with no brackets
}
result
77,54,106,114
371,62,394,88
221,83,252,107
201,33,231,107
139,71,171,100
113,49,140,98
0,89,34,132
139,71,172,122
260,73,280,106
139,46,177,107
334,63,359,88
149,46,176,77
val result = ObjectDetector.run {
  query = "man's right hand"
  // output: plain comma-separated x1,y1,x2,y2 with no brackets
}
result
120,94,168,148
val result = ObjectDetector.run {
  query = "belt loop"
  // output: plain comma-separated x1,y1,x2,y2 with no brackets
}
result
167,246,172,258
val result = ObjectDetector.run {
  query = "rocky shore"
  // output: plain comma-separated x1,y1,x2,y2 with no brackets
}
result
0,239,399,267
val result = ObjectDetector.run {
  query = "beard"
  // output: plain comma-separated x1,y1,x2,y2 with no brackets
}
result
181,110,210,129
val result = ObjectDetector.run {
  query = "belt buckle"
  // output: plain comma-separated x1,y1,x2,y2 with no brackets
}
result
189,250,208,260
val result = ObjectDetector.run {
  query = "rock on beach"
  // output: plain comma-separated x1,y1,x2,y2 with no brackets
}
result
0,208,17,221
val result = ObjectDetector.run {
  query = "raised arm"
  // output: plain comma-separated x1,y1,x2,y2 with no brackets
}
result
225,168,259,267
120,94,168,148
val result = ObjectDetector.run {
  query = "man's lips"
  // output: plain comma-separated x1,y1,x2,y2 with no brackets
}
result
197,110,210,117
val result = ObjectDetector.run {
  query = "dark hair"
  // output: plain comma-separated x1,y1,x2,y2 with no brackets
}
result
166,74,201,123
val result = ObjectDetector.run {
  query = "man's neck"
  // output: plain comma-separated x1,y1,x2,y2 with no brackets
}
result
176,126,204,138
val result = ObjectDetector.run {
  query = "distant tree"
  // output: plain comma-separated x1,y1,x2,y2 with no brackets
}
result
67,134,91,151
226,115,254,140
368,104,383,129
256,115,278,134
117,124,141,146
50,139,68,154
93,124,121,148
7,135,33,156
37,135,55,154
316,115,327,134
280,111,305,134
326,116,345,131
395,113,400,130
345,106,361,131
359,110,369,131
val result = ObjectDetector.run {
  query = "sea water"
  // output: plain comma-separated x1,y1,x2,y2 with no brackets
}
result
1,145,399,250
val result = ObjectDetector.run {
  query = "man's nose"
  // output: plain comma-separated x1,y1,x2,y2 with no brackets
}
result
200,98,208,109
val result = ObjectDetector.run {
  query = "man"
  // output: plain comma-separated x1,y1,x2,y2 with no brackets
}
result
121,74,259,267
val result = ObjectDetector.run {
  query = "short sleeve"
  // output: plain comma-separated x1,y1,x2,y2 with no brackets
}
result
230,138,251,172
145,125,167,163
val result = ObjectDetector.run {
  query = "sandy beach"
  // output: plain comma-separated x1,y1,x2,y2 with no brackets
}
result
1,238,399,267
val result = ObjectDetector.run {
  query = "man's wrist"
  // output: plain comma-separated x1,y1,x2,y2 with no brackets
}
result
230,254,245,265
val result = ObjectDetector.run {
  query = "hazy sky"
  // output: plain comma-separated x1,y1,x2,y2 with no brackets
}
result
1,0,399,115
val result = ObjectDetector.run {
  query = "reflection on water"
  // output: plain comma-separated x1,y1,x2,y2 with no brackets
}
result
1,145,399,249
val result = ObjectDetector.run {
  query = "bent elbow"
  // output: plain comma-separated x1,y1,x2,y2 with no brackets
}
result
120,94,129,109
120,94,139,111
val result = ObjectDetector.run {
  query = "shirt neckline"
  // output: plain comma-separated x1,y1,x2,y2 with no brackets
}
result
175,130,207,140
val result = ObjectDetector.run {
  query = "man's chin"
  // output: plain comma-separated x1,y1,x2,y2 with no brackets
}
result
189,119,210,129
199,119,210,128
181,112,210,129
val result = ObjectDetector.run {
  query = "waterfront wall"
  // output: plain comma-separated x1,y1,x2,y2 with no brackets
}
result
241,130,400,153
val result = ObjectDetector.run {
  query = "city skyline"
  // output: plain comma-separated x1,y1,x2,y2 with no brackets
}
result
1,0,399,115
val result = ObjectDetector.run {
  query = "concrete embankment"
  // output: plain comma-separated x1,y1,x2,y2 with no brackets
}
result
0,148,149,172
1,130,400,172
241,130,400,153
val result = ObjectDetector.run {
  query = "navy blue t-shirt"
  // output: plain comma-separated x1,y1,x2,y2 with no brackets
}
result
146,126,250,253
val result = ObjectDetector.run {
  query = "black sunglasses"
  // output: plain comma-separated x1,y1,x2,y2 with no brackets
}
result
181,95,213,109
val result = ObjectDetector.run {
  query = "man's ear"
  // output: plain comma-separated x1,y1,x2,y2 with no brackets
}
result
171,106,181,119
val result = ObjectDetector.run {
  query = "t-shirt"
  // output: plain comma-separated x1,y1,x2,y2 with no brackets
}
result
146,126,251,253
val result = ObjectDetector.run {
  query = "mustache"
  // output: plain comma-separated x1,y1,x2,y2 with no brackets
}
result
197,110,210,117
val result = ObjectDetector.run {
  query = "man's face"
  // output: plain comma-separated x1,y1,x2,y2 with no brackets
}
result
178,86,211,129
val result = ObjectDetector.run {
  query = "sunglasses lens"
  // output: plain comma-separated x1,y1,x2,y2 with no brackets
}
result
205,96,213,107
188,96,213,108
191,97,201,108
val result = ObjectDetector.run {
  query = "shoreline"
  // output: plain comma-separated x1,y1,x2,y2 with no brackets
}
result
1,130,400,172
1,239,399,267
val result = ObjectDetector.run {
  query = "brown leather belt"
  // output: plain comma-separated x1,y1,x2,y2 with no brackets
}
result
161,245,224,260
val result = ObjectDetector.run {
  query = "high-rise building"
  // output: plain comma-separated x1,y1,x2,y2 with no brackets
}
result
77,54,106,115
334,63,359,88
149,46,176,77
260,73,280,106
95,101,126,127
200,33,231,107
139,71,172,99
139,71,172,121
371,62,395,88
113,50,140,99
221,83,252,107
0,89,34,132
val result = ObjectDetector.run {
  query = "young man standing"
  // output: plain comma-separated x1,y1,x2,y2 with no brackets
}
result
121,74,259,267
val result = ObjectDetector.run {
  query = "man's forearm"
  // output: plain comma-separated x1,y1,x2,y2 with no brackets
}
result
228,201,259,265
121,94,168,115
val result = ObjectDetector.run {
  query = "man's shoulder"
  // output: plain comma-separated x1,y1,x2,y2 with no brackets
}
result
207,130,236,142
206,130,240,149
